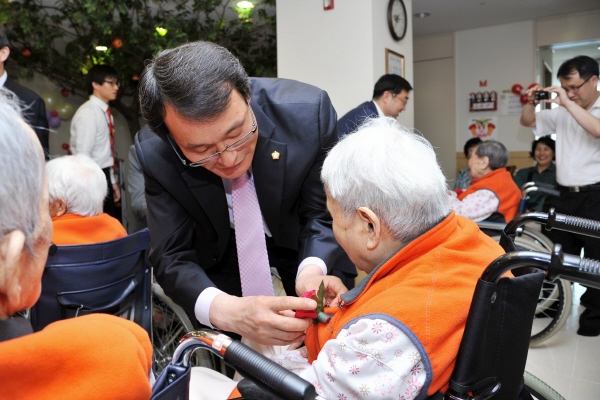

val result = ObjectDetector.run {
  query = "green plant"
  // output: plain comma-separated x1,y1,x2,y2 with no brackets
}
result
0,0,276,138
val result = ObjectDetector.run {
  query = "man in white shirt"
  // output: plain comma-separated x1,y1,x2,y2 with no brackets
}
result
520,55,600,336
337,74,412,137
70,64,121,218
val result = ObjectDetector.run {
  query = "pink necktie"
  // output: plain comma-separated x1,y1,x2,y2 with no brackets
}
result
232,172,274,297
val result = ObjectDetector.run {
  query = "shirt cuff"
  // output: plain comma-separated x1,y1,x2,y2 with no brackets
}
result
296,256,327,279
110,168,116,185
194,287,225,328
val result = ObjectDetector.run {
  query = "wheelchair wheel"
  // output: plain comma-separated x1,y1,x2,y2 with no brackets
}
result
530,278,572,346
524,371,565,400
151,283,223,376
492,234,573,346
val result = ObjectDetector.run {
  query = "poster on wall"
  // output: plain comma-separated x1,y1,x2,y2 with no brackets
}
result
467,117,497,139
498,90,523,116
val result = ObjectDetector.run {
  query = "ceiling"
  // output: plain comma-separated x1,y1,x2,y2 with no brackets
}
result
411,0,600,38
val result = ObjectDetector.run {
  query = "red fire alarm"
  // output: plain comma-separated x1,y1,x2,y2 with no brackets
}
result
324,0,334,10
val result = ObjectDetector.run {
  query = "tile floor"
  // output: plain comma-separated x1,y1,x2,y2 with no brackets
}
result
525,283,600,399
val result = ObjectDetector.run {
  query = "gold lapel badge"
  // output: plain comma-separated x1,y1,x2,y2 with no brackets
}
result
271,151,280,160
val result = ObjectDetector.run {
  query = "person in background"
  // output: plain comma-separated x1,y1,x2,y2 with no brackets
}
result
337,74,412,137
520,55,600,337
47,153,126,245
70,64,121,218
513,135,557,212
0,24,49,159
454,137,482,192
0,88,152,399
449,140,521,223
127,142,147,232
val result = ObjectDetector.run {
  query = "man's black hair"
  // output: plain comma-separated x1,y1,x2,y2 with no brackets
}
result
372,74,412,99
85,65,119,95
138,41,251,140
557,55,599,81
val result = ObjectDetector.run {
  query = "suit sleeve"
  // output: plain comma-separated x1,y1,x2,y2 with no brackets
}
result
127,145,147,220
297,91,353,275
32,96,50,159
134,135,216,322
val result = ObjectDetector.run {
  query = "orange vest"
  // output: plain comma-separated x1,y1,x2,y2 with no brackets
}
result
304,212,504,396
52,213,127,245
458,168,521,222
0,314,152,399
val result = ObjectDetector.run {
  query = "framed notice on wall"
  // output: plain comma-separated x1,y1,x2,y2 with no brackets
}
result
385,48,405,77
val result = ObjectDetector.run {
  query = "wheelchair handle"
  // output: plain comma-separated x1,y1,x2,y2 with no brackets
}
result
481,243,600,290
175,330,316,400
500,208,600,252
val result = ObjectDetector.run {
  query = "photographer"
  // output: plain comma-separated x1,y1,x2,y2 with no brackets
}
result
520,55,600,336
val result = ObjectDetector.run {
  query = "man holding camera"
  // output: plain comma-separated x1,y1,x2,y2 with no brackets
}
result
520,55,600,336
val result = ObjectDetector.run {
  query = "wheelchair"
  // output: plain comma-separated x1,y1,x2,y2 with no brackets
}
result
478,184,573,346
153,209,600,400
27,227,219,376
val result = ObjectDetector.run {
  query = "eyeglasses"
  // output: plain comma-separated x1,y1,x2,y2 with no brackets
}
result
562,75,593,94
392,92,409,104
167,104,257,167
103,80,120,88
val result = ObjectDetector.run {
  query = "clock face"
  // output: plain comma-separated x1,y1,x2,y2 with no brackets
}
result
388,0,407,41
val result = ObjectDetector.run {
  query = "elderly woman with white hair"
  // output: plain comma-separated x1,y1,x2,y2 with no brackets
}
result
47,153,126,245
269,117,505,399
0,89,152,398
449,140,521,223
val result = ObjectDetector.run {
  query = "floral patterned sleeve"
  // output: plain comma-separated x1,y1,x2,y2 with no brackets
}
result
271,317,431,400
449,189,500,222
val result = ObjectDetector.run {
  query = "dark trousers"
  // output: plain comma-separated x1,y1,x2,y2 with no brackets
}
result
102,167,116,218
544,189,600,327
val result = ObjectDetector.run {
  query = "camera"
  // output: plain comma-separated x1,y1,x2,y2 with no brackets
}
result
534,91,550,100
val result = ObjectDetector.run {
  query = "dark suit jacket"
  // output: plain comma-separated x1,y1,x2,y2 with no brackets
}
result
337,100,378,138
135,78,354,320
4,77,49,159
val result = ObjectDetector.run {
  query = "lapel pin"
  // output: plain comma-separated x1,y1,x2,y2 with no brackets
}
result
271,151,280,160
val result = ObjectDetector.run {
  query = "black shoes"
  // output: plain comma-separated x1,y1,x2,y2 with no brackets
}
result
577,308,600,337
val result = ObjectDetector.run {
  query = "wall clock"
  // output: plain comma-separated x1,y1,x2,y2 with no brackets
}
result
387,0,407,41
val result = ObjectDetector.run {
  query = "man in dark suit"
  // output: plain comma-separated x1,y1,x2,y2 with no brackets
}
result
0,25,49,159
136,41,355,345
337,74,412,137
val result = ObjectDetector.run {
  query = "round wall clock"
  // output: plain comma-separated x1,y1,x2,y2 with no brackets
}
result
387,0,407,41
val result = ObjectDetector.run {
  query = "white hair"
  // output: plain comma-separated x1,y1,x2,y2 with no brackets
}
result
322,117,451,242
0,88,45,252
46,154,107,217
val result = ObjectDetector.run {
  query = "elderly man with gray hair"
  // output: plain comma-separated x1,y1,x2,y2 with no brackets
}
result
450,140,521,223
0,88,152,398
267,117,505,399
47,153,126,245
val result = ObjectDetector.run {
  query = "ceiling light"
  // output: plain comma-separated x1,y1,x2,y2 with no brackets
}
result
237,1,254,8
414,12,430,18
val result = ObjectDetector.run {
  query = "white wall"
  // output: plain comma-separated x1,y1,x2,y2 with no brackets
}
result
277,0,414,128
455,21,536,152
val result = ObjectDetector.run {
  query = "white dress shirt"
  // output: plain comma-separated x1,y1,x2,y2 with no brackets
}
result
70,95,116,184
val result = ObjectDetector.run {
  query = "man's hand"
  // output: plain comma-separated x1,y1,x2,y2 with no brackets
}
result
543,85,571,108
112,184,121,202
209,293,316,345
296,264,348,306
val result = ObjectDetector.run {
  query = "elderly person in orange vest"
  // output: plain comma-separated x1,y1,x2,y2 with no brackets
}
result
0,89,152,399
268,117,505,399
449,140,521,223
47,154,126,245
